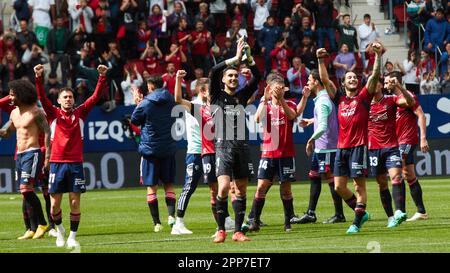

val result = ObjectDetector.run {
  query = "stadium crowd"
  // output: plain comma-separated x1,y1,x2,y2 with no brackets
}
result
0,0,450,108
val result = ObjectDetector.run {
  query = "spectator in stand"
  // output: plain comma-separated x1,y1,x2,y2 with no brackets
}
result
276,0,295,25
69,0,95,35
163,62,186,97
440,42,450,80
407,0,428,50
105,40,126,104
358,14,379,70
167,1,189,35
226,19,248,46
297,17,316,54
13,0,31,23
252,0,272,55
281,16,300,52
93,0,113,54
54,0,70,26
165,43,187,71
417,49,436,79
334,13,359,53
195,3,215,36
230,0,249,28
1,33,17,61
259,16,282,77
190,68,204,92
398,49,420,94
121,64,143,106
28,0,56,48
311,0,337,52
149,3,169,54
119,0,139,58
287,56,310,98
140,39,163,75
333,43,356,86
219,38,236,63
424,8,450,53
210,0,228,35
425,0,447,15
190,20,212,74
44,71,62,106
137,21,152,54
15,20,38,60
441,71,450,93
47,16,71,86
270,38,294,78
291,2,311,30
21,43,46,82
0,50,23,96
172,17,190,58
300,36,317,70
420,71,440,94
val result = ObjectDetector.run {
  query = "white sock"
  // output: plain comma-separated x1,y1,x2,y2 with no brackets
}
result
57,224,65,233
176,217,184,225
68,231,77,240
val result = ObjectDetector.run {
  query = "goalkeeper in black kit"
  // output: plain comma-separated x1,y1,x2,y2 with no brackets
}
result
210,37,261,243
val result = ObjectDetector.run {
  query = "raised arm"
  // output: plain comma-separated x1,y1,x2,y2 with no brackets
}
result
317,48,337,99
415,105,429,153
81,65,108,113
255,85,271,123
34,64,57,119
392,78,415,108
296,85,311,116
0,96,14,113
174,70,192,111
366,42,383,94
34,108,51,170
275,88,297,121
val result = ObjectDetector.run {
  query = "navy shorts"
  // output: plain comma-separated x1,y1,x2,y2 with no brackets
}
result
215,147,253,180
257,157,296,183
399,144,417,165
369,147,403,176
310,152,336,177
185,153,203,186
140,155,176,186
15,149,43,188
202,154,217,184
48,163,86,193
334,145,368,178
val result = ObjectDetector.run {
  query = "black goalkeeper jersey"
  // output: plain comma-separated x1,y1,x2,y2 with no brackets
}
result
209,61,261,149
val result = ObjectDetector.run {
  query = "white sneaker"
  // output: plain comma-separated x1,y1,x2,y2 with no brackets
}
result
171,222,193,235
154,223,163,232
225,217,235,232
168,216,176,227
66,238,80,249
406,212,428,221
55,226,66,248
48,229,58,238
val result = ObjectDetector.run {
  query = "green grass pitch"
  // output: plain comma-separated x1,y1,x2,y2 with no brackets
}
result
1,177,450,253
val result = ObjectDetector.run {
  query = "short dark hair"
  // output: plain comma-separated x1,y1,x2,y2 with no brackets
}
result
385,61,393,67
310,69,324,86
223,65,238,75
389,71,403,84
8,80,37,106
266,72,284,84
364,14,371,19
436,8,445,14
343,14,351,18
58,87,75,97
147,75,164,89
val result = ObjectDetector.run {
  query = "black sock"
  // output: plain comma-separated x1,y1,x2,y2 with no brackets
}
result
23,191,47,226
22,198,31,230
248,203,255,220
147,199,160,225
344,194,357,210
308,177,321,213
409,179,426,213
328,182,344,216
51,209,62,226
380,189,394,217
165,192,176,217
211,202,219,225
282,198,294,225
42,187,54,228
70,213,81,232
353,203,366,227
232,196,246,232
216,196,228,231
392,180,406,212
252,197,265,222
